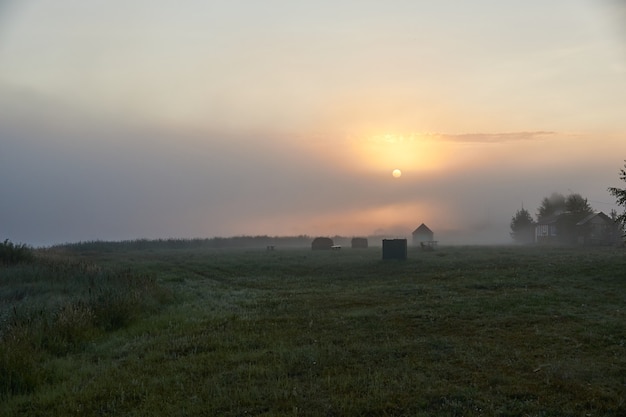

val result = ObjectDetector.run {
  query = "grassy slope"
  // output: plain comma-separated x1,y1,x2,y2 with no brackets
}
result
2,245,625,416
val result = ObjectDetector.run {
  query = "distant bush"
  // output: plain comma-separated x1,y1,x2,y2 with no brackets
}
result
0,239,34,266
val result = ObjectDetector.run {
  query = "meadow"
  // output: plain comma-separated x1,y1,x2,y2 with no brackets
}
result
1,242,625,416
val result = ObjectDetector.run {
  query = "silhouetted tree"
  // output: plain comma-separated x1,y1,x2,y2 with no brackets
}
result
565,193,594,217
608,161,626,236
510,208,534,244
536,192,566,221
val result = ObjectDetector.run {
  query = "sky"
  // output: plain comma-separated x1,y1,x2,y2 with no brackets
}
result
1,1,626,246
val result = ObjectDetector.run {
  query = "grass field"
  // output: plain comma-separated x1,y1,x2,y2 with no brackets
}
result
1,243,625,416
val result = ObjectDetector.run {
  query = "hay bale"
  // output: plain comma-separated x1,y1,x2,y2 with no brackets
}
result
312,237,334,250
351,237,368,249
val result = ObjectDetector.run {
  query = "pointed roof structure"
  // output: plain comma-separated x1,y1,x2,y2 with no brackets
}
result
575,211,612,226
412,223,432,235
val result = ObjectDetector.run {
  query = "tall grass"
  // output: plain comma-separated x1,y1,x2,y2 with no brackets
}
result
54,235,314,252
0,239,34,266
0,251,171,398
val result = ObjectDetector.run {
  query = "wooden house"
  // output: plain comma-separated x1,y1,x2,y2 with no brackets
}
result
535,211,619,245
534,214,560,244
575,212,620,246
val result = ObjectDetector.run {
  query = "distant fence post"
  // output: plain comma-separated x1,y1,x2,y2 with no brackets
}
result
382,239,407,260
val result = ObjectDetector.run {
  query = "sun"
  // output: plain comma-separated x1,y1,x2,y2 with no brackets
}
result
346,132,446,175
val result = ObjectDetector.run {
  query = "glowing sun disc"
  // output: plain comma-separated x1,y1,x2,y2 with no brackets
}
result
392,169,402,178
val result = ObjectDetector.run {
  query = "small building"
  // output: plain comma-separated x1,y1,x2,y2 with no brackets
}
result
351,237,368,249
382,239,407,260
311,237,334,250
412,223,434,246
575,212,620,246
534,214,560,244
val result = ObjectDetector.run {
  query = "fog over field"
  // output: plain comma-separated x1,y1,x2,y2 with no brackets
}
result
1,1,625,246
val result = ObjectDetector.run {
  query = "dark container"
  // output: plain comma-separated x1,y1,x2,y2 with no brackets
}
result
382,239,407,260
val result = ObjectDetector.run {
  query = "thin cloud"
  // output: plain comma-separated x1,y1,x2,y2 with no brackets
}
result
359,131,557,146
436,131,556,143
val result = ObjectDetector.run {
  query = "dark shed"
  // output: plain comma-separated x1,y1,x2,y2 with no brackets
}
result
382,239,407,260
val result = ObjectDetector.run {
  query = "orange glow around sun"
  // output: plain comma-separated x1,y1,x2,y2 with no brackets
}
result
349,132,446,174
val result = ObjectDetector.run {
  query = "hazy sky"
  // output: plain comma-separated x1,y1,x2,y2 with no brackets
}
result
1,1,626,246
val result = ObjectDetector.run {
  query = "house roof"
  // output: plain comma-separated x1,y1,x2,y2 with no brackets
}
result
537,211,614,227
412,223,433,234
535,213,561,225
575,211,612,226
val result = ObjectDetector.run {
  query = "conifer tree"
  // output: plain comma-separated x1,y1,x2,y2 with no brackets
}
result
608,161,626,235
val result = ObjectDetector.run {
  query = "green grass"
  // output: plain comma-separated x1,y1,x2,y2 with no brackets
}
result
1,244,625,416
